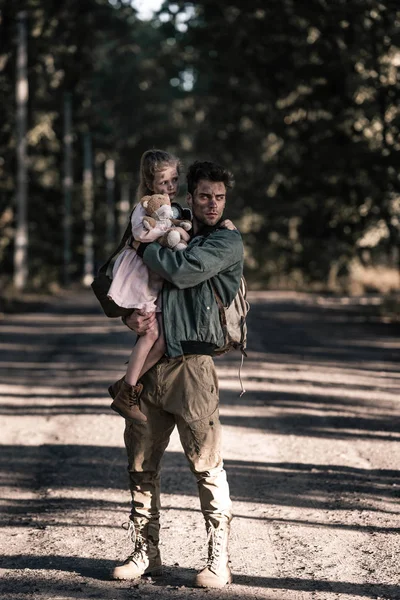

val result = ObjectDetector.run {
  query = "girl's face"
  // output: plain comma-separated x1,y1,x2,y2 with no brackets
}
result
151,165,180,201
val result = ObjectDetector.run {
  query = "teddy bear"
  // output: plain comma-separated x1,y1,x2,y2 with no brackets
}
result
141,193,192,250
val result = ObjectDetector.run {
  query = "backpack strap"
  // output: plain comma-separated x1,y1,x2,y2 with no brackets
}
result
97,214,133,275
210,279,231,346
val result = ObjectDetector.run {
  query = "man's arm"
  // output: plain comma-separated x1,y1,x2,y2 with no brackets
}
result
142,229,243,290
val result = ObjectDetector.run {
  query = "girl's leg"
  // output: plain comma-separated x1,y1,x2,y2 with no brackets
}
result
110,314,164,423
125,316,159,386
138,314,166,379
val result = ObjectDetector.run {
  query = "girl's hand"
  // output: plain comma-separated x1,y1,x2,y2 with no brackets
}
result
220,219,237,231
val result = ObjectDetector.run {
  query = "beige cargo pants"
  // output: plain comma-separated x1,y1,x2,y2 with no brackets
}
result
123,354,232,528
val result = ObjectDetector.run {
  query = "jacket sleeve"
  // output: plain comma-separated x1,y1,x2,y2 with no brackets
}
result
142,229,243,289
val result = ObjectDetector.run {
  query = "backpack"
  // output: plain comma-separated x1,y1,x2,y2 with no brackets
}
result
91,216,134,318
212,275,249,356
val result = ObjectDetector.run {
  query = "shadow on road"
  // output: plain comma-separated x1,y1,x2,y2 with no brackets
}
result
1,293,399,443
0,556,399,599
1,443,398,533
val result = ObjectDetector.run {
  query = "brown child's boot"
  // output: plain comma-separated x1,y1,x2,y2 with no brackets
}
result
108,376,125,400
110,381,147,422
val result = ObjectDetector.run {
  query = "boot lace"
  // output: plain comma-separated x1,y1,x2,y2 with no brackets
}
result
206,525,225,572
122,521,148,566
128,385,141,407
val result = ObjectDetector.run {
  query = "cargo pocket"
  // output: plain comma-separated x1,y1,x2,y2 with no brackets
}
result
182,406,222,473
181,355,219,422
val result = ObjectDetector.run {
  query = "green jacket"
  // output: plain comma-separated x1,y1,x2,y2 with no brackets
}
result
142,226,244,357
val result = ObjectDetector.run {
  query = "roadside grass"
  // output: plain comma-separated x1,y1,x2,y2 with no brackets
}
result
347,262,400,295
347,263,400,322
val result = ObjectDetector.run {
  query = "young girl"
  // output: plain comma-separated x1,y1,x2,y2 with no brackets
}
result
107,149,184,422
107,149,236,423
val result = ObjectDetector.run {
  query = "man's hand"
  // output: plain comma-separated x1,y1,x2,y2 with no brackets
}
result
124,310,157,335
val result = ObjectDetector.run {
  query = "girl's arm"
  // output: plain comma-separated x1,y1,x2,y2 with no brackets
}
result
131,203,171,243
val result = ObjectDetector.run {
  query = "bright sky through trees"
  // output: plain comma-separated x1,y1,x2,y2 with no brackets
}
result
132,0,163,20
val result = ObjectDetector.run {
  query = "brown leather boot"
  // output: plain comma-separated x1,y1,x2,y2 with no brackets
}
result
195,520,232,588
108,376,125,399
110,381,147,422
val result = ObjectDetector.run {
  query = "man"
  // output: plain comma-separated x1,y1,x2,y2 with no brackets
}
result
111,160,244,588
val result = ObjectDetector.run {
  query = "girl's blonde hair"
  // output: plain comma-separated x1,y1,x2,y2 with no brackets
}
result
136,149,182,201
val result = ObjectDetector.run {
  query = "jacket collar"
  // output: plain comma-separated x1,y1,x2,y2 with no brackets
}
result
192,218,225,239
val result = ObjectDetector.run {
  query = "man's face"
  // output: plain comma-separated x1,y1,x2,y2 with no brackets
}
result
187,179,226,227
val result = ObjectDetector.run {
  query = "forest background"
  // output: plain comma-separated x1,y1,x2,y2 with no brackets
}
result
1,0,400,299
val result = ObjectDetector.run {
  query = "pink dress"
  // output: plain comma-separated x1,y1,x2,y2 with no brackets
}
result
107,203,171,312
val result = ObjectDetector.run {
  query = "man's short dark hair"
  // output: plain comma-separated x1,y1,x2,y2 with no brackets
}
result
186,161,235,196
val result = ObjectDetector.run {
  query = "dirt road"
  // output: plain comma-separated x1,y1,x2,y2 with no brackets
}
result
1,290,399,600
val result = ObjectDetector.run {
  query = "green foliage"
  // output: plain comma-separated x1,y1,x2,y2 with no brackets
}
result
1,0,399,291
0,0,184,288
163,0,400,287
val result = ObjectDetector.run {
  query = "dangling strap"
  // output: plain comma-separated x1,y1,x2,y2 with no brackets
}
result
238,354,246,397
